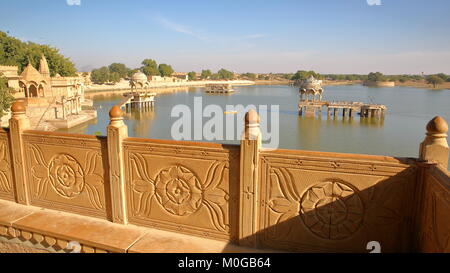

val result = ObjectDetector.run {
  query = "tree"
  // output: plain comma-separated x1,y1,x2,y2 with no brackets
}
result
367,72,386,82
141,59,160,76
435,73,448,82
127,68,139,77
0,75,14,118
217,68,234,80
109,72,121,83
91,66,110,84
188,71,197,81
242,73,256,80
291,70,320,81
0,31,76,76
158,64,174,77
108,63,128,79
200,69,212,79
426,75,444,88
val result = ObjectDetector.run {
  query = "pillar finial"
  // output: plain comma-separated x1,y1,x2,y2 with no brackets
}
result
245,109,260,126
109,105,125,127
243,109,261,141
426,116,448,136
11,100,26,115
109,105,123,118
420,116,449,168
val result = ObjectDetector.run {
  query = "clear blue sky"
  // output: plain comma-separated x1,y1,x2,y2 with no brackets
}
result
1,0,450,74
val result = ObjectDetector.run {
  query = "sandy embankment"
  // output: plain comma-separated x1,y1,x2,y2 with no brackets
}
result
394,80,450,90
84,79,255,95
252,80,362,86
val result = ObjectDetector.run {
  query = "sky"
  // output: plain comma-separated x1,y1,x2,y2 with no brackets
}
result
1,0,450,74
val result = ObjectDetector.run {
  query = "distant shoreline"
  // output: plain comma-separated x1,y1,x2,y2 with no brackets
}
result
84,80,254,94
83,79,449,98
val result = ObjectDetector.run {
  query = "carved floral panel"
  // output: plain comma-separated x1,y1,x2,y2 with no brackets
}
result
417,167,450,252
0,130,14,201
259,152,417,252
23,132,108,219
123,140,239,241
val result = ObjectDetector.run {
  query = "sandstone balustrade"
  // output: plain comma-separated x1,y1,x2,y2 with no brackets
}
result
0,101,448,253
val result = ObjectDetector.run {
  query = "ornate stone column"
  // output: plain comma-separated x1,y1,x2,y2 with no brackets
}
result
107,105,129,224
239,109,261,247
9,101,30,204
419,116,449,169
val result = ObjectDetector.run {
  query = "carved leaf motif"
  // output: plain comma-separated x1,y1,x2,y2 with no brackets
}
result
363,178,405,229
205,188,228,206
203,200,229,232
0,160,8,172
204,161,227,190
32,165,48,179
133,179,154,193
130,153,153,183
30,144,47,167
0,141,11,193
268,197,292,214
203,161,229,232
271,168,299,202
432,191,450,251
84,174,104,209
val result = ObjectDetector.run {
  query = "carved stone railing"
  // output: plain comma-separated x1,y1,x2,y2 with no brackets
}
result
0,127,13,201
415,165,450,252
0,101,448,253
257,150,417,252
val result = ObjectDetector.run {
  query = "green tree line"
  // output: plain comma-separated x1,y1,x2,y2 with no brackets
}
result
0,75,14,118
0,31,77,76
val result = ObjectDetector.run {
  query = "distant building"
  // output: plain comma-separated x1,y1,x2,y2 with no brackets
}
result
0,65,20,90
149,75,174,82
148,73,188,83
171,72,188,81
1,55,85,102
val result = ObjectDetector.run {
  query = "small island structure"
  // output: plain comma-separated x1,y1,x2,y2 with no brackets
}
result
297,76,387,118
205,83,235,93
120,71,156,112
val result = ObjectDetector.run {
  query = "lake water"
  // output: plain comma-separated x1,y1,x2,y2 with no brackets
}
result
61,85,450,165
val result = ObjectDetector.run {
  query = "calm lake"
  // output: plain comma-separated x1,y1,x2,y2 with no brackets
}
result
61,84,450,165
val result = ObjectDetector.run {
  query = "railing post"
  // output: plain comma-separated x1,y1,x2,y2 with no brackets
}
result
239,109,261,247
8,101,30,205
419,116,449,169
107,105,128,224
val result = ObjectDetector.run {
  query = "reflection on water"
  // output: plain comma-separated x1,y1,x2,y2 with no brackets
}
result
60,85,450,164
125,108,156,136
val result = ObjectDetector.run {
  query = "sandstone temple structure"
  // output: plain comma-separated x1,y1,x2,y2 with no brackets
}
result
0,55,95,130
0,101,448,253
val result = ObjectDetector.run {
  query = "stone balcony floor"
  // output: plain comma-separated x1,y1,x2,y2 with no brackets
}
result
0,199,274,253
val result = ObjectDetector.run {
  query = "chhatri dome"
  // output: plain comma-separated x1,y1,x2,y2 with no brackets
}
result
131,71,148,82
299,76,324,102
130,71,149,90
20,62,44,82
